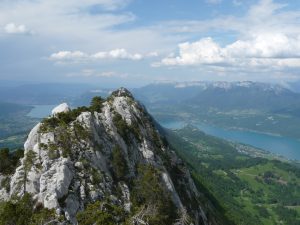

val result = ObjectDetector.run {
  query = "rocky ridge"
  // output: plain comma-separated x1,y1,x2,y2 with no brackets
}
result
0,88,220,225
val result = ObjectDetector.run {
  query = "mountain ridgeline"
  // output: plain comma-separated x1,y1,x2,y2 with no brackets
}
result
133,81,299,111
0,88,224,225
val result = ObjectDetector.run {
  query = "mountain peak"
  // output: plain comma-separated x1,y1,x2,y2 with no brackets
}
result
111,87,133,98
0,88,217,225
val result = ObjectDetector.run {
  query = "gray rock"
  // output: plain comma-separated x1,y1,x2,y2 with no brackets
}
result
0,88,218,225
51,103,71,116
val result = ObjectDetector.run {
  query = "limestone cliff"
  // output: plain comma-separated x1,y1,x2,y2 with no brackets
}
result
0,88,220,225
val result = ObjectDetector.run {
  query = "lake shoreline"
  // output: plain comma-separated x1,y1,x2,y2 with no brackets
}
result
159,119,300,161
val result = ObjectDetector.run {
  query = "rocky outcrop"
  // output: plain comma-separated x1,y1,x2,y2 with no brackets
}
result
0,88,219,225
51,103,70,115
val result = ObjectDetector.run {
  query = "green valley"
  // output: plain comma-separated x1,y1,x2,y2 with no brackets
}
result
165,126,300,225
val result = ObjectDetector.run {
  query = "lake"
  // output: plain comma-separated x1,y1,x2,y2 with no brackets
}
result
27,105,57,118
159,120,300,161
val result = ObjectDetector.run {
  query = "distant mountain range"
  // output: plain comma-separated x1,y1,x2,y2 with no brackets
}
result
1,81,300,112
133,81,300,113
130,81,300,138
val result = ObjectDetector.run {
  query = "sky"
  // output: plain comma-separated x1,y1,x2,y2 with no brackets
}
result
0,0,299,87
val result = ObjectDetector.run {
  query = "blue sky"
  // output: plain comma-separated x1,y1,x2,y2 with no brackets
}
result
0,0,299,87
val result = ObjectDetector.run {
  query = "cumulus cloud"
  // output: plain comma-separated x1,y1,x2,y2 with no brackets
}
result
156,0,300,76
161,38,223,65
50,51,88,60
226,33,300,58
50,49,144,62
150,0,300,79
159,34,300,68
93,49,142,60
4,23,31,34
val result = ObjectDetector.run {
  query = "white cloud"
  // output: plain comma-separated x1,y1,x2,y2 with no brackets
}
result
50,51,88,60
93,49,142,60
156,0,300,78
159,33,300,69
226,33,300,58
247,0,286,22
147,51,159,57
0,0,299,83
50,49,144,62
0,0,183,57
4,23,30,34
161,38,223,65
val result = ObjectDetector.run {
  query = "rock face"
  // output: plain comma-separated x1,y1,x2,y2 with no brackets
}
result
0,88,220,225
51,103,71,115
